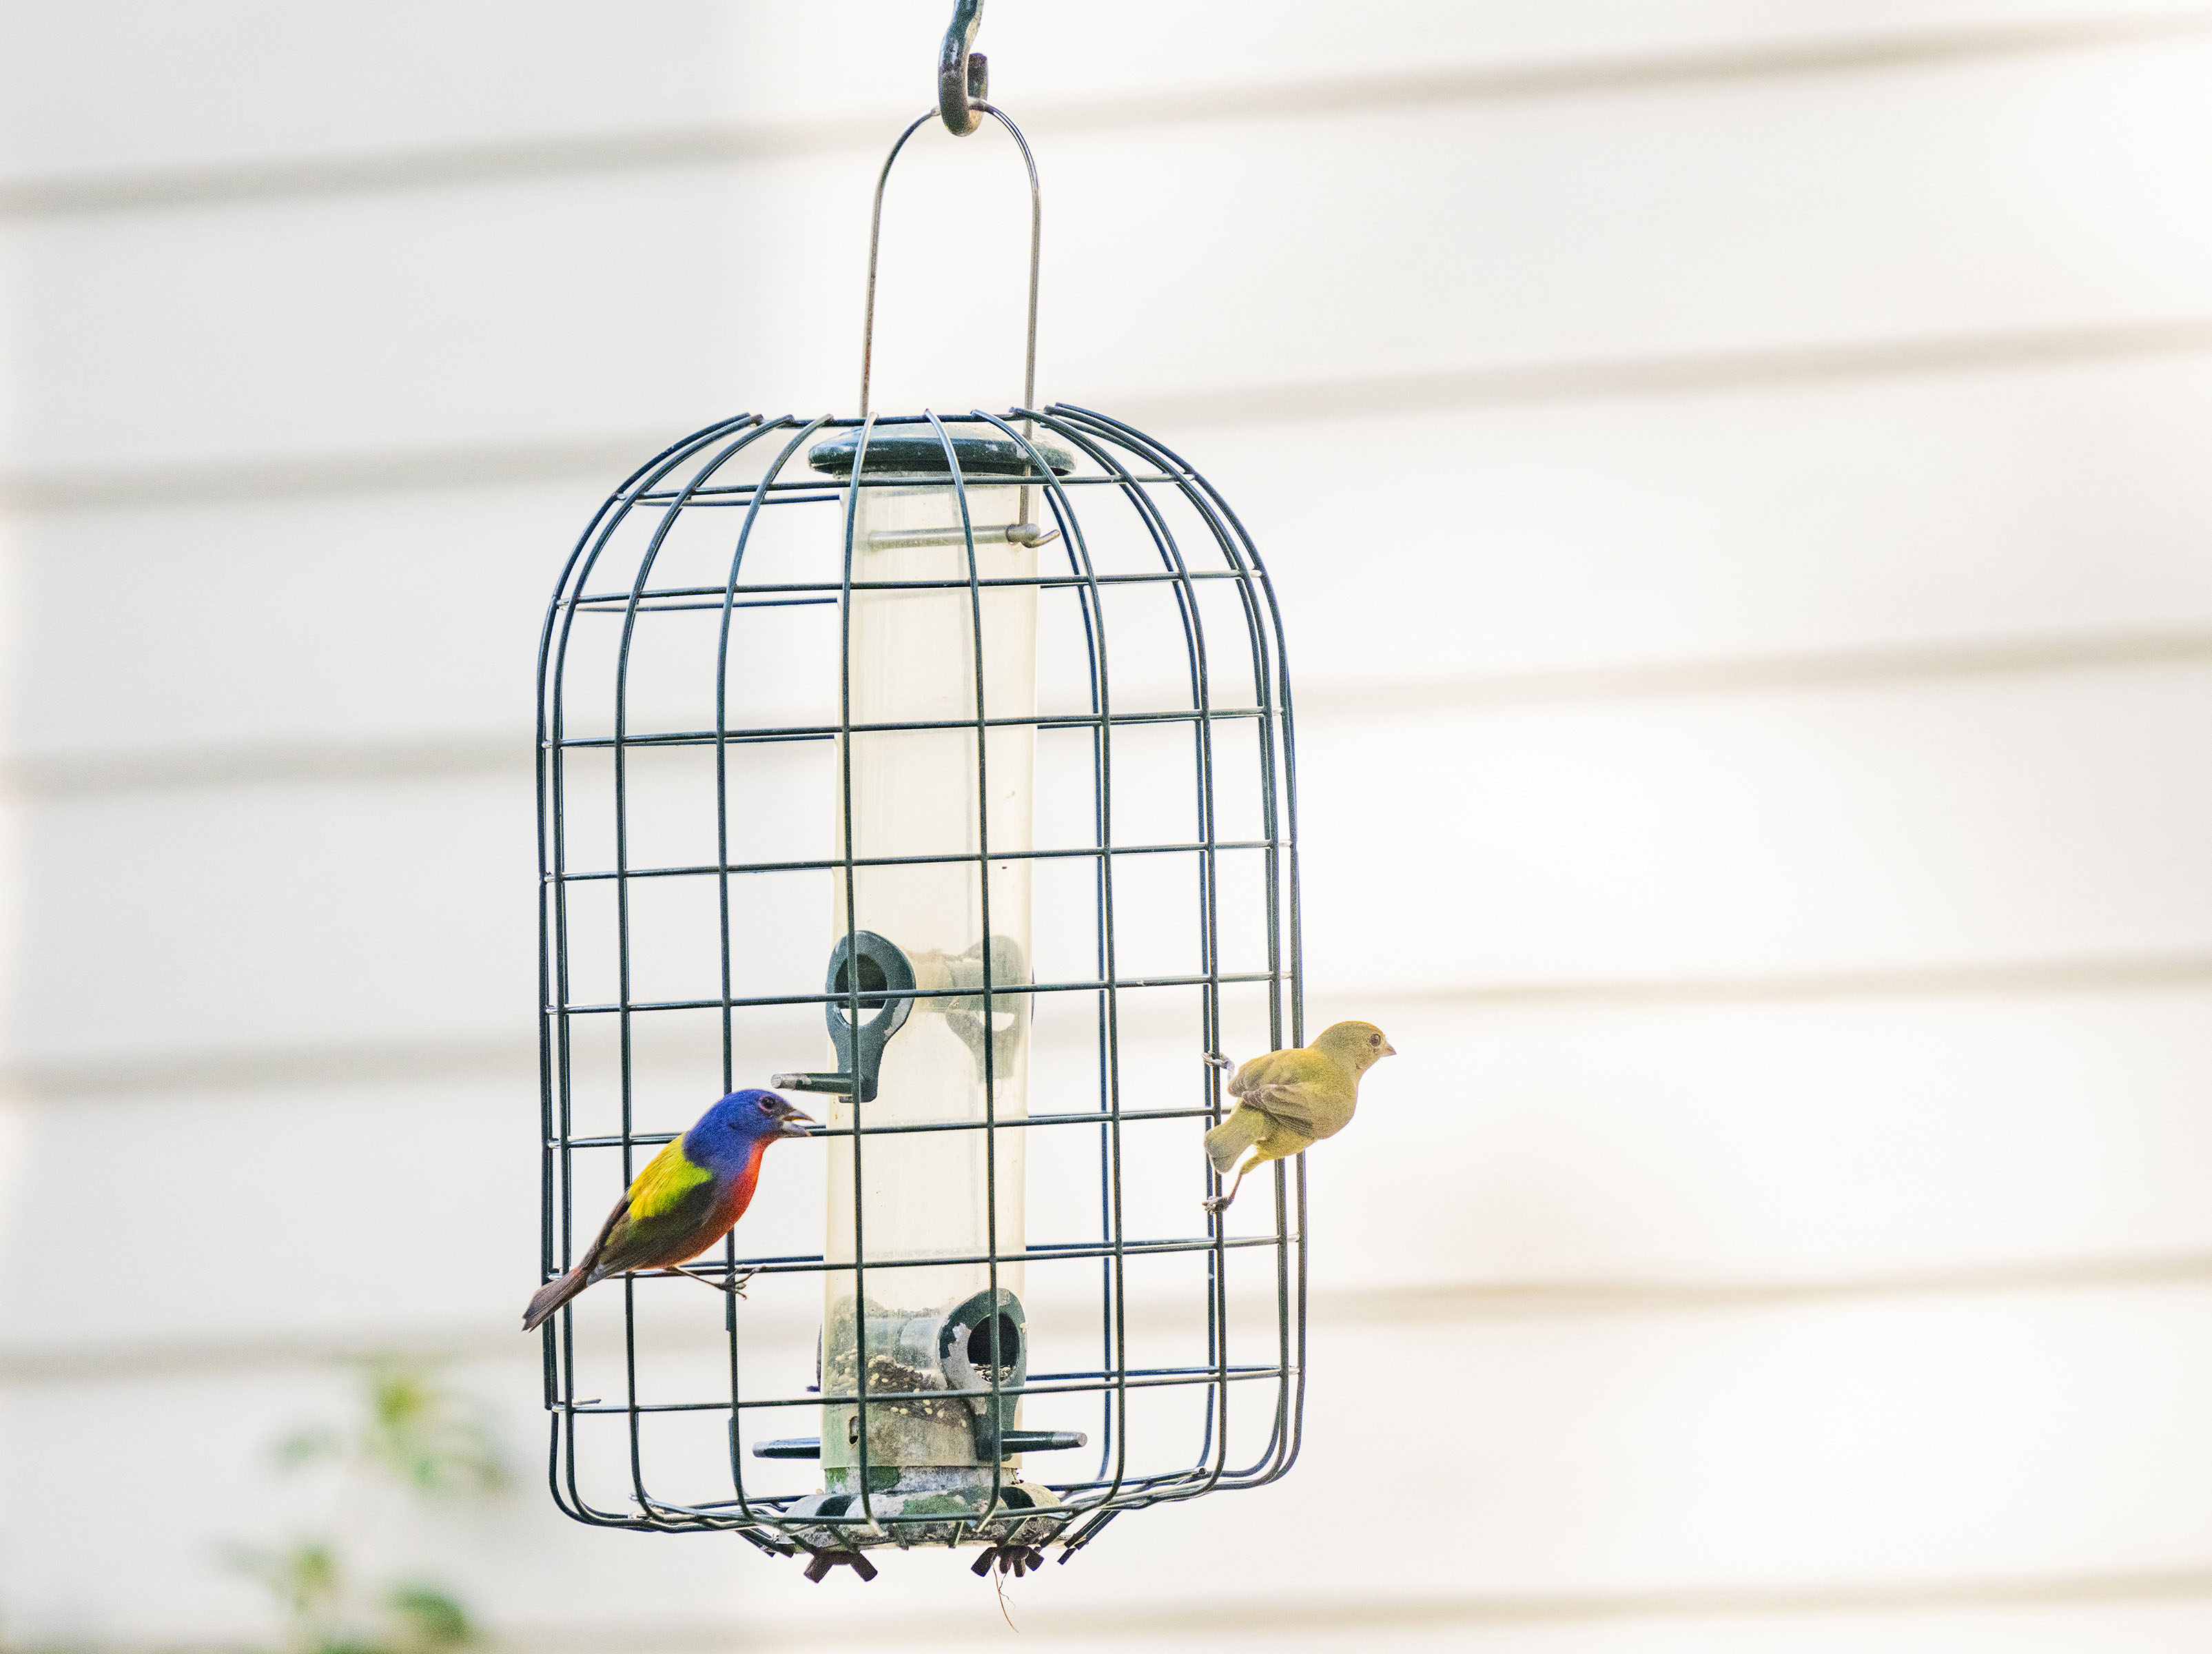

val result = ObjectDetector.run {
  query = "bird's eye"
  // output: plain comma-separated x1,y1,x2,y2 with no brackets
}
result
1369,1034,1381,1046
758,1098,775,1113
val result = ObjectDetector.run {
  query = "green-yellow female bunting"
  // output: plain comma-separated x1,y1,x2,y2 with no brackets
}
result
1200,1021,1395,1213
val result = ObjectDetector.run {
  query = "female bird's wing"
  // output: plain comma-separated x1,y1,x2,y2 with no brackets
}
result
1227,1048,1339,1134
584,1141,721,1277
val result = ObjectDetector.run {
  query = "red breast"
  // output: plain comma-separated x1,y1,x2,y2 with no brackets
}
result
662,1140,770,1268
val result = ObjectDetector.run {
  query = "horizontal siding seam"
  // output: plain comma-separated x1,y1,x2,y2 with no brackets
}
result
8,316,2212,512
9,623,2212,802
6,1252,2212,1381
490,1569,2212,1645
13,954,2212,1101
14,1567,2212,1653
2,12,2208,217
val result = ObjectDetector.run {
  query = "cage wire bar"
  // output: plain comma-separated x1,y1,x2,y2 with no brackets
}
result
537,63,1303,1564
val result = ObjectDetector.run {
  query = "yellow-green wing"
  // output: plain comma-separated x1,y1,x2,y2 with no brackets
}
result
626,1138,713,1219
1227,1048,1340,1134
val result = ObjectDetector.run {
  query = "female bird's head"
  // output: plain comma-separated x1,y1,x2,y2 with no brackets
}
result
1313,1020,1395,1074
683,1089,818,1170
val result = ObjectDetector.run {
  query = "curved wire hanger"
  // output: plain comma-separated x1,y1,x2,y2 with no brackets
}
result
857,0,1041,421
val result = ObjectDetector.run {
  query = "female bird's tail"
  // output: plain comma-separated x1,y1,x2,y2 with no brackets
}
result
1203,1107,1268,1176
523,1264,593,1332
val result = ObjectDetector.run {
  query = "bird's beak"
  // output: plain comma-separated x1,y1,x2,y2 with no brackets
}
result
775,1103,821,1139
1381,1044,1397,1057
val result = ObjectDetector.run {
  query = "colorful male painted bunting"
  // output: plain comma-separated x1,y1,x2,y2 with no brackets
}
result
524,1088,816,1332
1200,1021,1395,1214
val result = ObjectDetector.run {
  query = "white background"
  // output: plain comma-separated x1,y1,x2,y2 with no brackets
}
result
3,3,2212,1651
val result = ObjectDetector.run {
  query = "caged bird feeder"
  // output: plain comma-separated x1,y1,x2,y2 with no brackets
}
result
536,2,1307,1578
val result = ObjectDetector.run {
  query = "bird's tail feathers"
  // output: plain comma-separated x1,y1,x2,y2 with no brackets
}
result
1203,1108,1268,1176
523,1263,593,1333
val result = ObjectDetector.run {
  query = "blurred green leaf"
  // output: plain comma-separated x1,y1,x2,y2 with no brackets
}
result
358,1363,508,1500
387,1585,474,1652
276,1427,343,1470
229,1364,508,1654
226,1540,342,1622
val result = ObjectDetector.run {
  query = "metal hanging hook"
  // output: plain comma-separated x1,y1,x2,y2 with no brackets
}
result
939,0,987,135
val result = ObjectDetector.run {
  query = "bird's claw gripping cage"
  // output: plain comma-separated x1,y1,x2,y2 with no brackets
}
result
535,18,1306,1570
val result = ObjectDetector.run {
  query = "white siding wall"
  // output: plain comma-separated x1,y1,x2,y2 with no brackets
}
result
4,3,2212,1650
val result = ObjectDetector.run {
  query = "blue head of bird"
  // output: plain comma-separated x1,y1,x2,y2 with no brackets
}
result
682,1088,817,1172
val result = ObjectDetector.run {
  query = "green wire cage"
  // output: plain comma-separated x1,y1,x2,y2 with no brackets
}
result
535,8,1307,1580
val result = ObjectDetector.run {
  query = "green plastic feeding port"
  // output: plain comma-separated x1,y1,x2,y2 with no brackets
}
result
775,1289,1083,1548
772,931,916,1103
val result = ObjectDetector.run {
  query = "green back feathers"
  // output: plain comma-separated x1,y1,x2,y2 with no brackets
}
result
626,1139,713,1221
1228,1045,1334,1098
